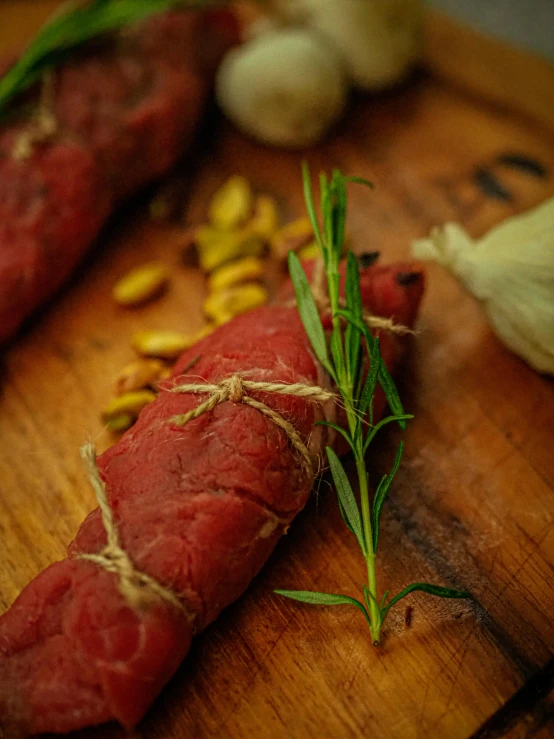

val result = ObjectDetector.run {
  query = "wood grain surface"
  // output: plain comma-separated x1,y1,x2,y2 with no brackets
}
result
1,5,553,739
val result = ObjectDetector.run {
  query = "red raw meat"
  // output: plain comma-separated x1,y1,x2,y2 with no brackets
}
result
0,261,424,735
0,9,238,344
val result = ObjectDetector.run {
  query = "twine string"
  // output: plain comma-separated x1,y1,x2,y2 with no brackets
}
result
77,377,335,612
13,70,58,160
77,442,190,616
168,376,335,477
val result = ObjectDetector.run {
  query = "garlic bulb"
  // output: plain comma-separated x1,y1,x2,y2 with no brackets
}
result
271,0,423,90
215,28,348,148
412,198,554,374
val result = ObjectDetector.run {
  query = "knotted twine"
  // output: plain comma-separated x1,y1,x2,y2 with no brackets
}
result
168,375,335,476
78,441,191,616
77,376,336,613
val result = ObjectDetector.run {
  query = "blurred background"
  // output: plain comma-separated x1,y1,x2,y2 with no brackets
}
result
430,0,554,60
1,1,554,61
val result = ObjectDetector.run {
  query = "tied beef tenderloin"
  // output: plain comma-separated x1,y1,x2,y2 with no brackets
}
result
0,9,238,344
0,262,424,734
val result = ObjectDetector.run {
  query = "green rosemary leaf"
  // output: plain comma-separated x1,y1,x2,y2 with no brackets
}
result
346,252,363,319
359,336,381,422
338,497,355,536
343,176,375,189
275,590,372,629
0,0,213,116
321,172,333,254
372,442,403,551
363,583,379,608
335,309,375,350
326,447,366,556
378,361,406,429
380,589,390,610
381,582,471,621
345,319,357,387
349,315,399,429
333,308,377,414
302,163,325,256
345,252,362,383
330,170,348,257
315,420,354,449
289,252,332,375
363,413,413,454
330,325,345,378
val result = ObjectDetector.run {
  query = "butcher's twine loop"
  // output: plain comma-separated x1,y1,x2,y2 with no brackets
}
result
168,376,336,477
77,378,335,612
77,442,190,617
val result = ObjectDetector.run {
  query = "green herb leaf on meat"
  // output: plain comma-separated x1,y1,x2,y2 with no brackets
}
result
0,0,220,116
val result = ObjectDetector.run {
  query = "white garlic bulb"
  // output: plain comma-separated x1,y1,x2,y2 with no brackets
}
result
215,27,348,148
412,198,554,374
271,0,423,90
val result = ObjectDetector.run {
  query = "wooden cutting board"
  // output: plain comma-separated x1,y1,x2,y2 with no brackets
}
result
1,5,553,738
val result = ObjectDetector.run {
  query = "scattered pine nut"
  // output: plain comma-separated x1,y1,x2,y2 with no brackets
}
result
208,256,265,292
102,390,157,422
103,177,320,437
298,241,320,262
132,330,197,359
116,359,166,395
204,282,268,324
113,262,169,307
105,413,135,433
195,226,264,272
249,195,279,240
270,217,314,259
209,175,253,230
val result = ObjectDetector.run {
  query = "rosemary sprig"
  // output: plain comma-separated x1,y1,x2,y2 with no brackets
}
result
276,164,469,645
0,0,219,117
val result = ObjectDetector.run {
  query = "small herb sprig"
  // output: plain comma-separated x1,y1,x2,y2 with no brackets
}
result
276,164,469,645
0,0,218,117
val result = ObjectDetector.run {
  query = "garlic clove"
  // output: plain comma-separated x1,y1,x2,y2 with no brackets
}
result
271,0,423,91
487,291,554,375
215,27,348,148
412,197,554,374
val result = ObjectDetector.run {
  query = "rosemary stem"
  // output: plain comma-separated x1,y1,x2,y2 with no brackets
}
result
281,166,469,647
356,451,381,644
343,373,381,644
